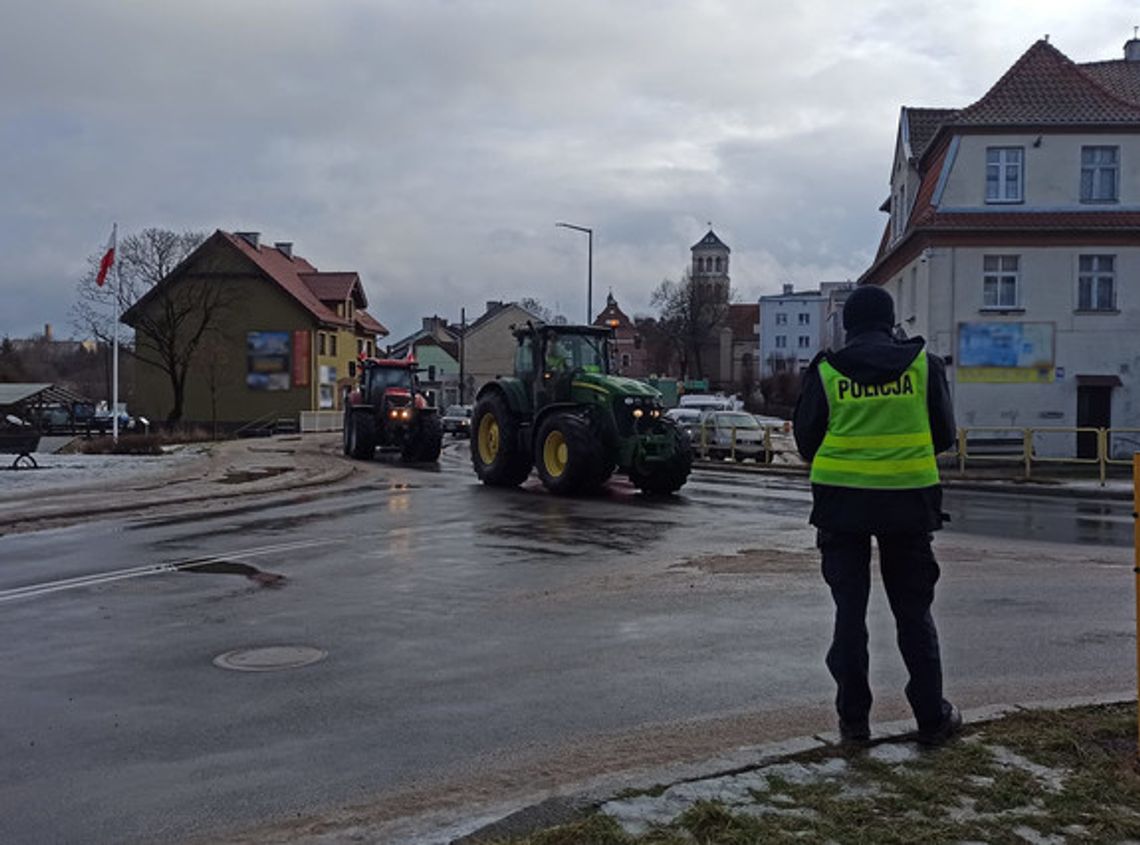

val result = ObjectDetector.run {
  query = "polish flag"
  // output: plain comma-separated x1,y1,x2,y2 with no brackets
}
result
96,224,116,287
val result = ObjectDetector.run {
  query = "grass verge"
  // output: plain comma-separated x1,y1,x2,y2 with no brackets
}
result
485,703,1140,845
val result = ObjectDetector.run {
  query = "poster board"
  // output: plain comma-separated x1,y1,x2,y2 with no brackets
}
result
957,322,1054,384
247,331,291,391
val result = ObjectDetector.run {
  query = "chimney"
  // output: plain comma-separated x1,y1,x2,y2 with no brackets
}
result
486,300,502,314
274,241,293,258
1126,35,1140,62
782,283,794,295
235,231,260,249
44,323,53,342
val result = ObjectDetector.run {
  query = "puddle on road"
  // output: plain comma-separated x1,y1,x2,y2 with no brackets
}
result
217,466,293,485
180,560,287,587
678,547,816,574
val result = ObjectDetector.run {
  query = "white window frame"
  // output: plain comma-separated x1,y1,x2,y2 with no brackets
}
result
774,335,787,349
1080,146,1119,203
982,255,1021,309
775,313,787,325
985,147,1023,203
1077,254,1116,311
797,335,811,349
797,312,810,325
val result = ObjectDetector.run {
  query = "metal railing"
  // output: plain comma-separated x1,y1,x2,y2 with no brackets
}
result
691,422,1137,485
300,411,343,433
692,422,796,465
950,425,1133,484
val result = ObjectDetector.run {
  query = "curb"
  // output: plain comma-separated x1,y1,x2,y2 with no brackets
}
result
692,459,1134,501
450,690,1136,845
0,462,360,532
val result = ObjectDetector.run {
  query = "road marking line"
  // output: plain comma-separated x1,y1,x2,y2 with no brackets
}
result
0,538,335,603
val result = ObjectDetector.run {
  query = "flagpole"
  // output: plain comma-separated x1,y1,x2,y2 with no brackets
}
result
111,223,119,443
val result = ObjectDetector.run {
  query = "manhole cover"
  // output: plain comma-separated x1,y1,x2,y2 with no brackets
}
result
213,646,327,672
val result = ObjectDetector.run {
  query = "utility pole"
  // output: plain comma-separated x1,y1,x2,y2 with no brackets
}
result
459,306,467,404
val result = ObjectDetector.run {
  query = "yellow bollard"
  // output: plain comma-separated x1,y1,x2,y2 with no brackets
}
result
1134,453,1140,758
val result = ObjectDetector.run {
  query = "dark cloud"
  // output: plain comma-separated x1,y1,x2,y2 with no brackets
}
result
0,0,1130,340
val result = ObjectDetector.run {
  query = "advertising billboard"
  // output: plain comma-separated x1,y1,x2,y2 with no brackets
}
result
292,330,311,388
247,331,291,391
957,322,1055,384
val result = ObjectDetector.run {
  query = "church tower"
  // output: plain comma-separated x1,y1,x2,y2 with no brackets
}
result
690,229,730,301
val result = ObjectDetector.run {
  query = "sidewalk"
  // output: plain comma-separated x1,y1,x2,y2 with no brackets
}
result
0,433,359,534
458,695,1140,845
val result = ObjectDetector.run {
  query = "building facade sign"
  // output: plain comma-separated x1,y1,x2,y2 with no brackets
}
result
957,322,1055,384
247,331,292,391
292,330,311,388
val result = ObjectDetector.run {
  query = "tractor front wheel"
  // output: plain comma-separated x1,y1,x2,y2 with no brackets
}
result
403,413,443,463
534,412,604,495
347,409,377,460
471,393,531,486
630,420,692,495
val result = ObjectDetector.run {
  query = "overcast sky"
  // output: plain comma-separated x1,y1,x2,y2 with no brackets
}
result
1,1,1134,341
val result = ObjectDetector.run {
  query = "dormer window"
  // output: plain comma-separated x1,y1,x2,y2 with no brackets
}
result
985,147,1023,203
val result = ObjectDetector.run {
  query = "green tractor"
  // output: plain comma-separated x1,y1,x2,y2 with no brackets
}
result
470,323,692,495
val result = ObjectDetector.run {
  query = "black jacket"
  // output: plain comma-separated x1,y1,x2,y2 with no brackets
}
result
793,329,956,534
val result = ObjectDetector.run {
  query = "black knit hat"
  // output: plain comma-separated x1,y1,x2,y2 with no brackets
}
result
843,285,896,334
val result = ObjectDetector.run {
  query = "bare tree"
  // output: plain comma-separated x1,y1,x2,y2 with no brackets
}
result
71,228,228,424
650,269,732,381
71,228,207,411
518,297,568,325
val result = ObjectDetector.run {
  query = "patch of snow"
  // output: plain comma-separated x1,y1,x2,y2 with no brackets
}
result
867,743,921,765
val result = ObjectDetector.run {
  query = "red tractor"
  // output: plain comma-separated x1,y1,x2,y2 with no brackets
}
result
343,357,443,462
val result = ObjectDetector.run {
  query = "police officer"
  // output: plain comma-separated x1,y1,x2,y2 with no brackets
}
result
793,285,960,746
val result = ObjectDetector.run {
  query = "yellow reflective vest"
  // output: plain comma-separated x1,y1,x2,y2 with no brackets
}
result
809,349,940,490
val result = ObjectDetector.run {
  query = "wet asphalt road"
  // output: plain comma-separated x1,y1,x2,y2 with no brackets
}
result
0,447,1134,844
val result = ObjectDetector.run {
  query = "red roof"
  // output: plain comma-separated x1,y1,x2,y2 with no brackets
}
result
220,231,351,327
1080,59,1140,105
725,303,759,341
355,311,388,336
125,230,387,334
862,40,1140,285
299,272,366,307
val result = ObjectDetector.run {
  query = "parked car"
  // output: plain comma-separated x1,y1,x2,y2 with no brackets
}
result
664,407,702,441
441,404,473,436
698,410,767,461
753,414,792,433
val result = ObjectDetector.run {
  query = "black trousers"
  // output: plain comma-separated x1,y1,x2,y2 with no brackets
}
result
819,530,948,732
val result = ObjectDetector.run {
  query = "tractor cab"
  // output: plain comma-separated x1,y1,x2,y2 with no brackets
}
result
513,324,613,406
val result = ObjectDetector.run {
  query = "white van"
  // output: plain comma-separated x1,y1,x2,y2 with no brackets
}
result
678,394,741,412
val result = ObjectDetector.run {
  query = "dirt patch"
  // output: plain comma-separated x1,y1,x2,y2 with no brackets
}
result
217,466,293,485
677,548,817,574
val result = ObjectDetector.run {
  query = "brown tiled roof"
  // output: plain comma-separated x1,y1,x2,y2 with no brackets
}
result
299,272,366,307
355,311,388,337
1079,60,1140,105
904,107,957,158
219,231,351,328
954,40,1140,126
725,303,758,341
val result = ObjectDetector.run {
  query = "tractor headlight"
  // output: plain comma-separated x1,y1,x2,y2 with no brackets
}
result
632,408,644,419
389,410,398,419
400,409,411,419
624,397,633,405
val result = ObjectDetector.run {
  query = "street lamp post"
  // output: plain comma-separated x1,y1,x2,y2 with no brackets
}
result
556,222,593,324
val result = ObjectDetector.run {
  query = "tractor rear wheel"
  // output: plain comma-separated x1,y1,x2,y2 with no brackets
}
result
534,412,604,495
630,419,692,495
471,393,531,486
402,413,443,463
347,409,377,460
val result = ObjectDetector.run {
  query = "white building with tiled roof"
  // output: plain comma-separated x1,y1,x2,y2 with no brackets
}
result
862,36,1140,458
